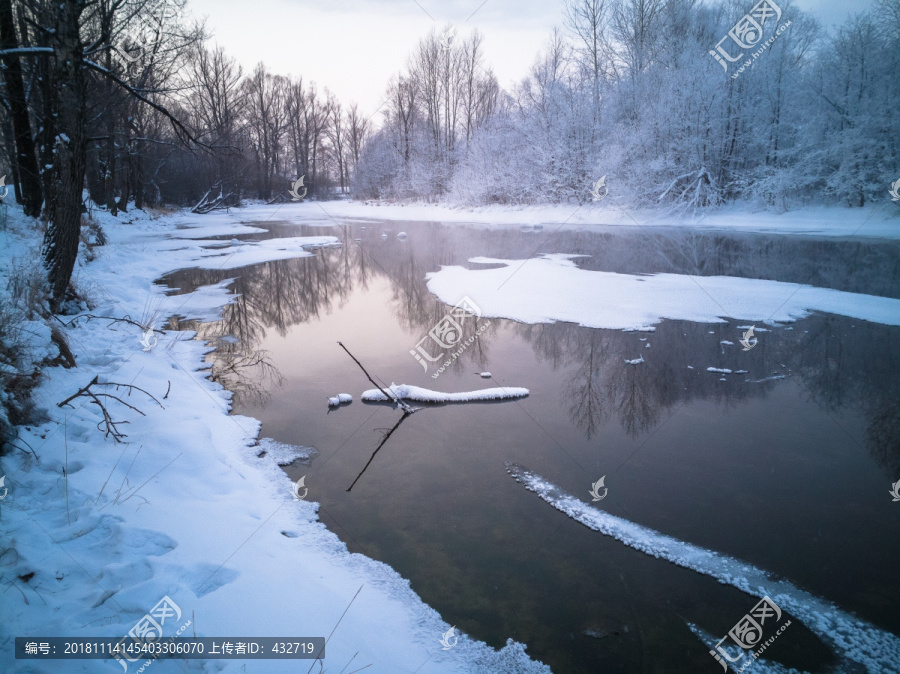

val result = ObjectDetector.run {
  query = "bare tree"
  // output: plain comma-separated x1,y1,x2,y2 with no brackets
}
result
327,92,347,193
0,0,42,216
345,102,370,170
564,0,611,122
243,63,287,199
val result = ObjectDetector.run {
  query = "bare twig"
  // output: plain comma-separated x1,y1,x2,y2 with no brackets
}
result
337,342,413,413
346,413,411,492
82,59,213,152
338,652,359,674
8,436,38,459
64,415,70,525
102,445,143,509
115,452,182,507
76,314,168,333
83,443,130,506
306,586,364,674
58,377,165,441
58,375,100,408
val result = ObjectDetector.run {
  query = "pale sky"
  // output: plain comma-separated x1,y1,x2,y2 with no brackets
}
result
187,0,876,122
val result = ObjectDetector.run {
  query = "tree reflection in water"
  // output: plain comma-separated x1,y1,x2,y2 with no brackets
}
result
159,221,900,475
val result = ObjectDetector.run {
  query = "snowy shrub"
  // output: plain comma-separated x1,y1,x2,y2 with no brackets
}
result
79,214,108,262
0,304,41,453
5,257,50,319
0,213,65,453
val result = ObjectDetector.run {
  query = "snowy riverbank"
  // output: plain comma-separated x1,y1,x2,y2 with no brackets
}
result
293,199,900,240
0,204,550,673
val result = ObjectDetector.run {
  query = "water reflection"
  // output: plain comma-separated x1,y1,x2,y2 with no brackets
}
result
161,221,900,473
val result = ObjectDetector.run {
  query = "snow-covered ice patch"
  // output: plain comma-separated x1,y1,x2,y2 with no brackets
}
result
189,236,339,270
625,357,645,365
362,383,528,403
279,201,900,240
171,223,267,239
256,437,318,466
685,622,803,674
506,464,900,673
426,255,900,330
707,367,732,374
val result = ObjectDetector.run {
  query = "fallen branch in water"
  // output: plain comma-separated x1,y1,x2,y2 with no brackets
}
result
336,341,415,414
346,412,411,492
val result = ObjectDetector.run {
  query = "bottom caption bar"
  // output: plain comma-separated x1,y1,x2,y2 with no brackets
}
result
16,637,325,660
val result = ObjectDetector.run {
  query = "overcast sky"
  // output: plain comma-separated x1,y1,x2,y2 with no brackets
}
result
187,0,877,120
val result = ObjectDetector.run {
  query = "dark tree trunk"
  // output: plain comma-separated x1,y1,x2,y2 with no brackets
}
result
1,117,22,203
41,2,87,310
104,49,118,215
0,0,43,217
133,153,144,209
37,52,57,224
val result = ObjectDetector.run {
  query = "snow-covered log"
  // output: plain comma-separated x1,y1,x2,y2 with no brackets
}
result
361,383,529,403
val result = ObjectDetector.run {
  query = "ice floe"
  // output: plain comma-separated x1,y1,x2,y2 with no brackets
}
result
426,255,900,330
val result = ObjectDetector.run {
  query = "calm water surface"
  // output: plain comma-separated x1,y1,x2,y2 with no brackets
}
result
161,217,900,673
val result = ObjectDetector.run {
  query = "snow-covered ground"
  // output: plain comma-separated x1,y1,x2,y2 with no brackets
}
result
425,254,900,331
0,204,550,673
266,200,900,240
132,199,900,240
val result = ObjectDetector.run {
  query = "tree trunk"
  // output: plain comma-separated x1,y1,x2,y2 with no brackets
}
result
37,52,57,224
0,0,43,217
104,49,118,215
1,117,22,203
41,2,87,310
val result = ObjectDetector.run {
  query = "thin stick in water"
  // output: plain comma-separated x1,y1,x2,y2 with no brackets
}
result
337,341,412,413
